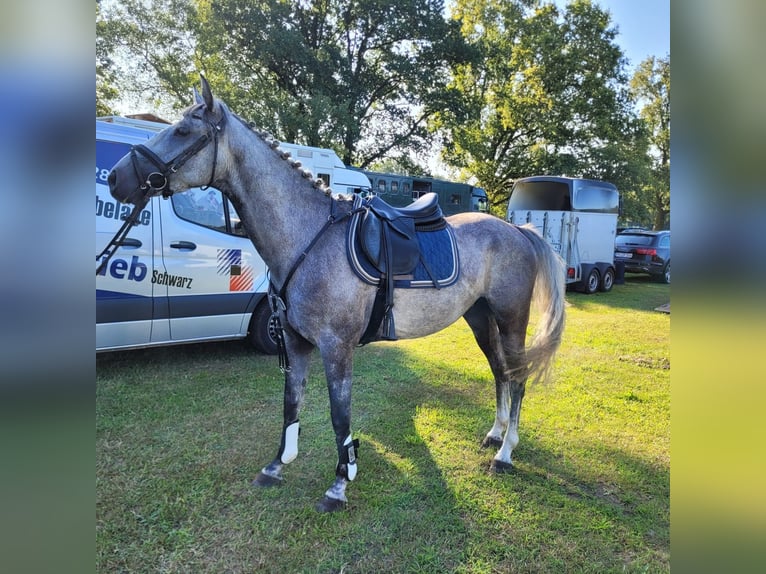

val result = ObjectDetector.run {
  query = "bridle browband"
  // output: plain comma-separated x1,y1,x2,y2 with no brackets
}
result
97,106,226,275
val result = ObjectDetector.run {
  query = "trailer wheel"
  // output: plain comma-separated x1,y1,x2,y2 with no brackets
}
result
599,267,615,292
248,300,279,355
583,268,600,294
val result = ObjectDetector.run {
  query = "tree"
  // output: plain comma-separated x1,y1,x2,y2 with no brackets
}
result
434,0,644,214
630,55,670,230
97,0,217,118
96,1,119,116
97,0,470,168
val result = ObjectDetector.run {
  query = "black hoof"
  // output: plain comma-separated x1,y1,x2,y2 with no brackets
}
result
252,471,283,487
315,496,346,513
490,459,514,474
481,436,503,449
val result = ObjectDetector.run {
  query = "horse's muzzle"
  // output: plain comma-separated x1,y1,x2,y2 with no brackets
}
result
107,159,144,206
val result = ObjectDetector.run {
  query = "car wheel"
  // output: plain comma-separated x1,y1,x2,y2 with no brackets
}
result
583,268,600,294
249,300,279,355
662,262,670,284
599,267,615,292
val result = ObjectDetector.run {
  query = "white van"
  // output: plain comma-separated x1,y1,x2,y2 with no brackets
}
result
96,117,277,353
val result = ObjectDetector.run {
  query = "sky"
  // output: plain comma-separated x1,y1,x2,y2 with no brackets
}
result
554,0,670,71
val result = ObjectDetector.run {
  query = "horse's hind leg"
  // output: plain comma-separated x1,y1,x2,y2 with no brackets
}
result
464,300,528,472
491,329,528,473
253,331,314,487
463,301,510,450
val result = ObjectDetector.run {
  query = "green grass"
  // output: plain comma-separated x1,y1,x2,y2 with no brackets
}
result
97,277,669,573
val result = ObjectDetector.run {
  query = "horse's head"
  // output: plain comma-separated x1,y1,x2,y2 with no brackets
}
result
108,75,228,206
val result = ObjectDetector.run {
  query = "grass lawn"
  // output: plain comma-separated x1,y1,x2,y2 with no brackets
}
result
97,276,669,573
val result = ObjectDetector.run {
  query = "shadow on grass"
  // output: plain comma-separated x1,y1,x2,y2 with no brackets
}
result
97,334,669,573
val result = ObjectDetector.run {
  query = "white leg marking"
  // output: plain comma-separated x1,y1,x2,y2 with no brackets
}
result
494,418,519,464
324,477,349,502
487,386,510,441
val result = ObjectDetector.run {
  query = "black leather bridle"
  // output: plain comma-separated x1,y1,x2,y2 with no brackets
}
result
97,108,226,275
130,108,226,198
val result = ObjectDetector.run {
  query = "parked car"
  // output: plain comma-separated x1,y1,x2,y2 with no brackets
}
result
614,230,670,283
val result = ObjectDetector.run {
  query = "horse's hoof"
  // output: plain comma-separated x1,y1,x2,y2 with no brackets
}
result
315,496,346,513
252,471,283,487
490,459,514,474
481,436,503,449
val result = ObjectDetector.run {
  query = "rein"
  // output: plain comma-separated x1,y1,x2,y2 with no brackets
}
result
96,108,225,275
96,196,150,275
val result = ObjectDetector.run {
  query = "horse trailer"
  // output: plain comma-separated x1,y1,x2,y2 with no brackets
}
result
506,176,620,293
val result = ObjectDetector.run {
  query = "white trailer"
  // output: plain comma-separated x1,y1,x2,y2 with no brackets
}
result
506,176,620,294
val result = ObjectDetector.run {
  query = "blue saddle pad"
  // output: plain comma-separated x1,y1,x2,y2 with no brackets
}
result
346,198,460,288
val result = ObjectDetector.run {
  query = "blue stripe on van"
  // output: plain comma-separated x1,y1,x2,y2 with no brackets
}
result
97,290,153,323
97,290,262,324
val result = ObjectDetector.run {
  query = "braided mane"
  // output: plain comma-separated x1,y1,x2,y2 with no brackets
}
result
235,114,350,200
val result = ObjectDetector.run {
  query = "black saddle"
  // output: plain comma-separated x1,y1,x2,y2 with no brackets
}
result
356,193,446,343
360,193,444,276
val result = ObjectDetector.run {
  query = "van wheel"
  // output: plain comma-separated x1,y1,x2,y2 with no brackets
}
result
599,267,615,292
249,301,279,355
583,268,600,294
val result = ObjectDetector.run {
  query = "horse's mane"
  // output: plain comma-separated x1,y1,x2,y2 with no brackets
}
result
219,104,352,201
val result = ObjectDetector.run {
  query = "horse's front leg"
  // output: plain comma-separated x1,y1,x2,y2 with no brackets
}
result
253,330,314,487
316,344,358,513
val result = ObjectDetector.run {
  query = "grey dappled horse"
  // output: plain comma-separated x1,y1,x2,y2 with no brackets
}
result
108,77,566,512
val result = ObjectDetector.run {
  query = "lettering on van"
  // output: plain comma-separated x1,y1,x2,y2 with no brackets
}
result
97,195,151,226
97,255,148,282
152,270,193,289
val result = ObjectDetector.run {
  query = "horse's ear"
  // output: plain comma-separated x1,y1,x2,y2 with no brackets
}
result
193,86,203,105
200,74,214,111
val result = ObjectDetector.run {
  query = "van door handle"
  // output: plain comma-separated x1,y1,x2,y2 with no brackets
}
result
170,241,197,250
118,238,142,248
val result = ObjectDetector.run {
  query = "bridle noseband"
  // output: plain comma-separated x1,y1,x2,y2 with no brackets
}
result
130,108,226,199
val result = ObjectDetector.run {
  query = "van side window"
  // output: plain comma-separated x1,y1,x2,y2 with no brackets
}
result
172,188,230,234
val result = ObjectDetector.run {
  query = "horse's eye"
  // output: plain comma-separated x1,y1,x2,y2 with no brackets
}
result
175,126,190,137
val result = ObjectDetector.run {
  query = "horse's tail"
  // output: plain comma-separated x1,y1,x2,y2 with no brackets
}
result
517,224,567,385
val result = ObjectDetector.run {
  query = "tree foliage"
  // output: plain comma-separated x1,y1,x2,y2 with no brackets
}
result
96,1,120,116
435,0,646,214
97,0,469,167
630,55,670,229
96,0,668,224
